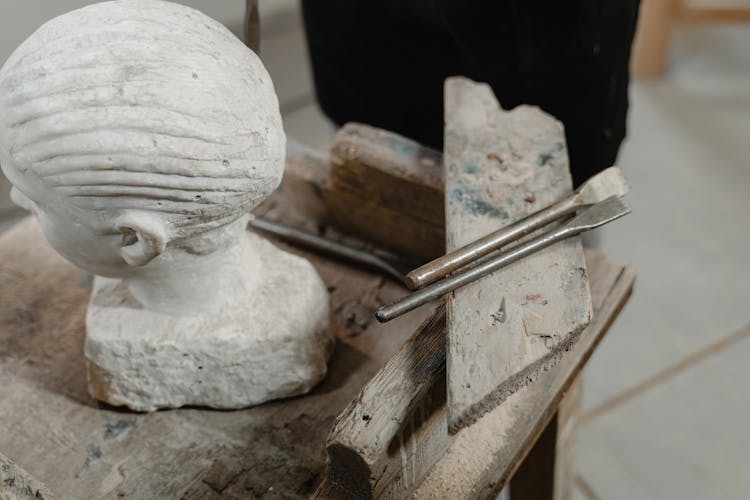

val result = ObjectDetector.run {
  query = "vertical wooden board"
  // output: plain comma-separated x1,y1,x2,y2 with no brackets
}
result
444,77,593,432
413,251,634,499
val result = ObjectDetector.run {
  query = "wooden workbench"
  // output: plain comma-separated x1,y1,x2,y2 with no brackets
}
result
0,135,635,498
0,216,633,500
0,214,437,499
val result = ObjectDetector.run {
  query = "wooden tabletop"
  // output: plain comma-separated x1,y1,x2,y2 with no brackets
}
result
0,216,633,499
0,216,436,499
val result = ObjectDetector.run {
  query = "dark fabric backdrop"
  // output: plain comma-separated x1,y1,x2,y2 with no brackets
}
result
301,0,640,187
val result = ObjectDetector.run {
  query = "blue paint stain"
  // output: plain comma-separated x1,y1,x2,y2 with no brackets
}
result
392,138,418,157
104,419,136,440
463,164,480,175
538,152,554,166
89,444,102,460
537,142,565,167
467,198,508,219
451,186,508,219
80,443,103,473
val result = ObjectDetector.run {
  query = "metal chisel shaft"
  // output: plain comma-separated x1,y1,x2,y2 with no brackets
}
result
376,197,630,322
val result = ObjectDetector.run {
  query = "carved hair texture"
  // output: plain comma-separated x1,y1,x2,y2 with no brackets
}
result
0,0,285,238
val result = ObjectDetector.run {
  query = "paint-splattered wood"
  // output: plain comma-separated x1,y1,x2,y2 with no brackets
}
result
444,77,593,433
316,250,634,499
0,216,434,500
413,251,634,499
326,123,445,260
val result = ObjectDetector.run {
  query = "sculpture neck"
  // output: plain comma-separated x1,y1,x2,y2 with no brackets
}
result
127,228,262,316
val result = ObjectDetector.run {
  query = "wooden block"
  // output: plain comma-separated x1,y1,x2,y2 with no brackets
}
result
444,77,593,433
317,250,634,499
326,123,445,260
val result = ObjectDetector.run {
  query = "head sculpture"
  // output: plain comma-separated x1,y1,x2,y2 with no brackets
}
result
0,0,285,278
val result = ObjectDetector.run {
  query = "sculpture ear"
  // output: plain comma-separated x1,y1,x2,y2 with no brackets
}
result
115,212,167,267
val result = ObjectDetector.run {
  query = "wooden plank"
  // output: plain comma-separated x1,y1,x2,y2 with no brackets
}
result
326,123,445,260
0,452,57,499
0,214,436,499
413,251,635,499
444,77,593,433
318,304,446,498
316,250,633,499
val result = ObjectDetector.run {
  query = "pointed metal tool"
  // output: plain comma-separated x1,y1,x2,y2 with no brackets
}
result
375,196,630,322
404,166,629,289
249,218,413,282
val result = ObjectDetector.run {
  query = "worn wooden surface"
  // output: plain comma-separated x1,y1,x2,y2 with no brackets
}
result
0,133,631,498
319,304,446,499
443,77,593,433
317,250,633,499
0,452,57,500
413,250,634,499
327,123,445,260
0,214,434,499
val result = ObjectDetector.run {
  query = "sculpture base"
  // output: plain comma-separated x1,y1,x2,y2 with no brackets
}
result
85,235,334,411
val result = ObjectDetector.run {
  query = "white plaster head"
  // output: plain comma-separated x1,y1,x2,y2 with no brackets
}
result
0,0,285,279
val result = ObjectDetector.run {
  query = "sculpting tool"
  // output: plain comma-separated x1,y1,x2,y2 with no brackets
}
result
249,218,412,282
404,166,629,289
376,196,630,322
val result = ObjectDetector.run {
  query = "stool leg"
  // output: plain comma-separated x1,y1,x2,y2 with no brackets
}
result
631,0,680,77
510,375,582,500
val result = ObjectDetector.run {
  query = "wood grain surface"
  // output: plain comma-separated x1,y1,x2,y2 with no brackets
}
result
326,123,445,260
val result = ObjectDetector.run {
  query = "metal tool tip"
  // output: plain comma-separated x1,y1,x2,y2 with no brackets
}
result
567,196,630,231
374,308,390,323
577,166,630,203
403,273,420,290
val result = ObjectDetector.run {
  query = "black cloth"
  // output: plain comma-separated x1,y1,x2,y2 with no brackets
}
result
301,0,640,187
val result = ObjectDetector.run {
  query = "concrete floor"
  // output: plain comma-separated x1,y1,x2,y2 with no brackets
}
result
1,2,748,499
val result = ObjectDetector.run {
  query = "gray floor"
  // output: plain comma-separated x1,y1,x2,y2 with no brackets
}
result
1,3,749,499
576,23,750,500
